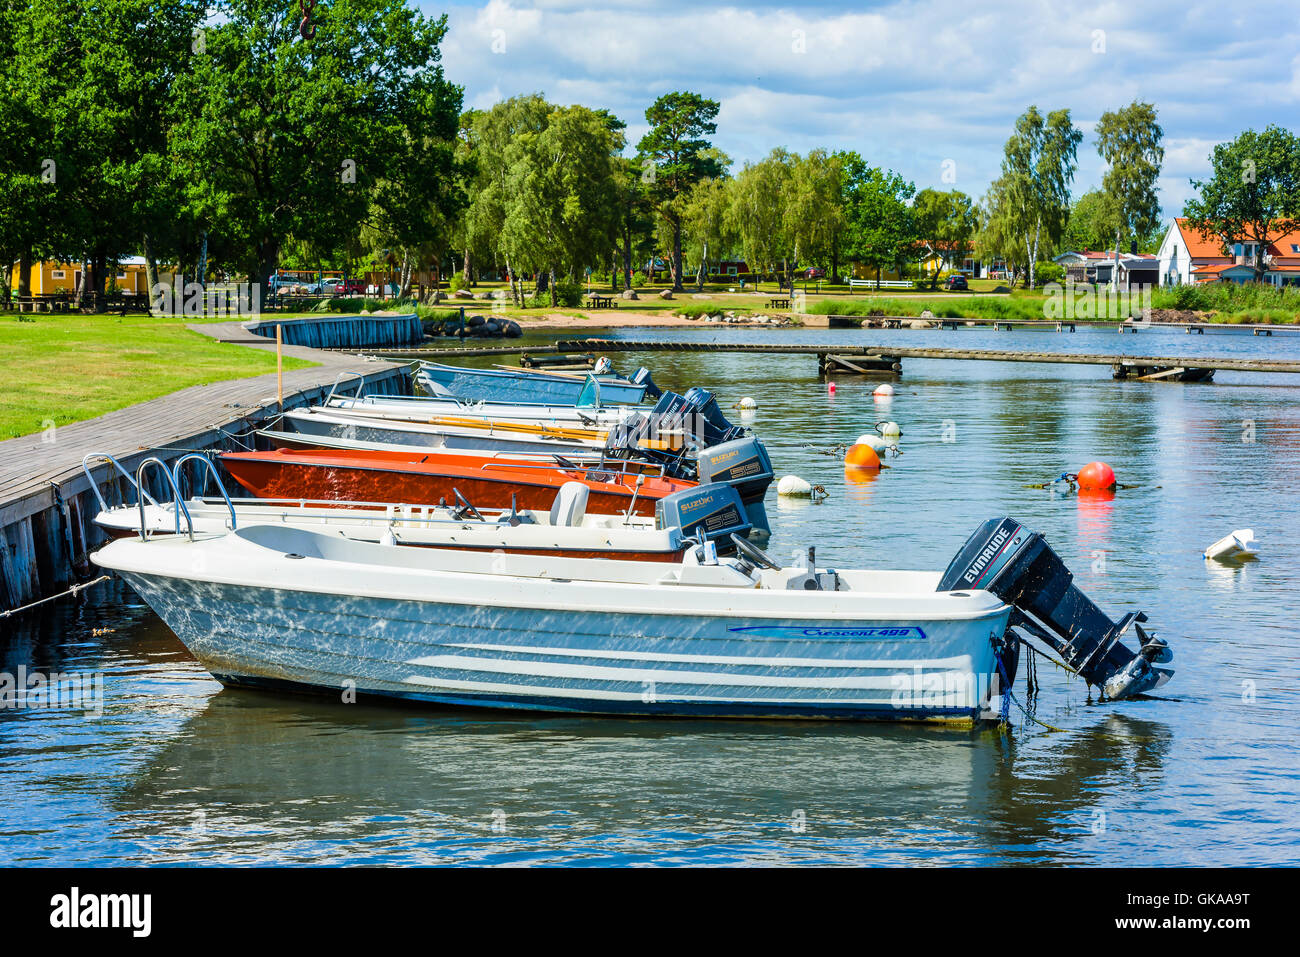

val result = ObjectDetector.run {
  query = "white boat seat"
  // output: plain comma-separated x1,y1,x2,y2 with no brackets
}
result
549,482,590,527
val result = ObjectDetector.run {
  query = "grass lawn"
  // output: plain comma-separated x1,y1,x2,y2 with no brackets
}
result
0,312,315,440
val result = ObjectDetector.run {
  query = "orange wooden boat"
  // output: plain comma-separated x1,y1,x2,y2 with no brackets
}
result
218,448,695,517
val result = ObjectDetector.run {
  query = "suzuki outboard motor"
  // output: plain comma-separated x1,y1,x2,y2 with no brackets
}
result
938,517,1173,700
696,437,774,536
601,412,695,480
629,367,662,399
655,482,751,548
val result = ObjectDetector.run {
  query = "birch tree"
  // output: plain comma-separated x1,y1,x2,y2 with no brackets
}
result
1095,101,1164,287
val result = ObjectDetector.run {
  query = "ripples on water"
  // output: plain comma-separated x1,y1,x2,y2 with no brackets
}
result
3,326,1298,865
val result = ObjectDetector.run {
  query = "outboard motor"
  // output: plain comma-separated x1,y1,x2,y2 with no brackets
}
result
938,517,1173,700
696,437,774,536
602,412,694,480
629,367,662,399
649,389,745,449
655,483,751,548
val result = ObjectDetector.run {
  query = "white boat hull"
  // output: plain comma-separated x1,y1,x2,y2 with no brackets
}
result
94,527,1014,722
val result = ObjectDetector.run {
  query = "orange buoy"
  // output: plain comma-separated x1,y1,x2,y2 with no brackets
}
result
844,443,882,470
1076,461,1117,491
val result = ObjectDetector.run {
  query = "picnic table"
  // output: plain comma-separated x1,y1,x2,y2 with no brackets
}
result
768,297,791,309
586,294,616,309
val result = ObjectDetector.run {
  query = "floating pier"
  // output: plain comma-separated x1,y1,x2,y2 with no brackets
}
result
243,312,424,349
0,321,408,615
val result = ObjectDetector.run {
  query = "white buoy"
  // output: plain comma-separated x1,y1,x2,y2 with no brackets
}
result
856,433,891,452
873,383,895,398
737,396,757,411
1204,528,1258,562
877,421,902,438
777,475,813,497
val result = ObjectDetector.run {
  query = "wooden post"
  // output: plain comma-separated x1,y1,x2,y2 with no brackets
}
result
276,324,283,410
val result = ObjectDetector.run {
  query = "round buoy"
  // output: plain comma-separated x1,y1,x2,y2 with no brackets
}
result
843,443,882,470
877,421,901,438
856,433,891,452
827,381,837,395
777,475,813,497
873,383,895,398
1076,461,1117,491
737,396,757,411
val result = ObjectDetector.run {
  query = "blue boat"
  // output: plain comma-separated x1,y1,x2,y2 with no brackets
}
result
416,361,655,406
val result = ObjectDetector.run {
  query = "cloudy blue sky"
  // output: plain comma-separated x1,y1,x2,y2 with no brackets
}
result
426,0,1300,219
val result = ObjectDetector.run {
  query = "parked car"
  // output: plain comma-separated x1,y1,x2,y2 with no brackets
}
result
943,274,969,290
796,267,825,280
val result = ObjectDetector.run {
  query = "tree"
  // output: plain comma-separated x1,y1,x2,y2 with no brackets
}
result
1183,125,1300,283
844,168,917,289
637,91,722,291
680,173,732,290
1059,189,1120,253
725,149,796,288
912,188,977,289
500,104,623,307
785,149,851,284
998,106,1083,288
1095,101,1164,287
172,0,456,291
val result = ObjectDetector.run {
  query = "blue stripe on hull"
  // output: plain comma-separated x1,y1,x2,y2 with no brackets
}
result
211,672,987,723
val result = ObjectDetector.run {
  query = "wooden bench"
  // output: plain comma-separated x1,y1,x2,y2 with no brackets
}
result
586,295,616,309
767,297,791,309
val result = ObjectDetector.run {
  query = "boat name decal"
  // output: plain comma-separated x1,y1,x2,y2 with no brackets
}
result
729,626,927,640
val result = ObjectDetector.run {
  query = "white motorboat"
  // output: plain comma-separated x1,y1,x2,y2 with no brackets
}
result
92,480,752,563
90,514,1173,721
326,394,637,428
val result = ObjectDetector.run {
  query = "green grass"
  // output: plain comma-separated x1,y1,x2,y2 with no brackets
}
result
810,292,1050,322
0,312,314,439
1151,282,1300,321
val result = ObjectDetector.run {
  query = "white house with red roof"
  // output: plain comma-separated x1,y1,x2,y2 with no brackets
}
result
1157,218,1300,287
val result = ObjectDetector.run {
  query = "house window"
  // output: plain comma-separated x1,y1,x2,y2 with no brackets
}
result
1292,244,1300,254
51,270,66,279
117,272,127,280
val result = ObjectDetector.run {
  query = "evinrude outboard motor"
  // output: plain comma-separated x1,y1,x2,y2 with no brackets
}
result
655,482,751,549
696,437,774,536
938,517,1173,700
629,367,662,399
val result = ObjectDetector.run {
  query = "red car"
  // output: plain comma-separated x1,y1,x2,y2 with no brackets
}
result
796,267,825,280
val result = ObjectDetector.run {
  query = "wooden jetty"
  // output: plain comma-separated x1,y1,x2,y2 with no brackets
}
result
0,320,408,615
368,339,1300,379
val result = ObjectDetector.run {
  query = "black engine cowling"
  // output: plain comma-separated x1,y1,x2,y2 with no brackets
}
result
938,517,1173,700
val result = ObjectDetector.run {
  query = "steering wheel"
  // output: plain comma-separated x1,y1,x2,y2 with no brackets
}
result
452,487,484,522
729,533,781,570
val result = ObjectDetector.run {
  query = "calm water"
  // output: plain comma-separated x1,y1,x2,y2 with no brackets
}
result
3,325,1299,865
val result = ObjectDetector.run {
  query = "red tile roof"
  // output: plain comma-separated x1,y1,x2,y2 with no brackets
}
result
1175,218,1300,260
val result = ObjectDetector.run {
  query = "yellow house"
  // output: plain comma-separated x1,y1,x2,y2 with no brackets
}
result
8,257,160,295
850,262,907,281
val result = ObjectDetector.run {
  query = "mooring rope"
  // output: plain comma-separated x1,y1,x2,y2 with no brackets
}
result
0,575,111,620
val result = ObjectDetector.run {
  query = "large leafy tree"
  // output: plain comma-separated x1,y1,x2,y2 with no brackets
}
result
844,167,918,289
725,149,796,287
500,104,623,307
912,188,977,289
172,0,457,289
1095,101,1164,286
996,106,1083,287
679,167,732,290
637,91,722,290
1183,125,1300,283
785,149,853,282
1059,189,1119,253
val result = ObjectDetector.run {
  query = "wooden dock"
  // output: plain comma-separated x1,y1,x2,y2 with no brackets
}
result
369,339,1300,376
0,321,408,614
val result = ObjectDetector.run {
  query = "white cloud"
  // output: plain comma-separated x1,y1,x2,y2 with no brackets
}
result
427,0,1300,214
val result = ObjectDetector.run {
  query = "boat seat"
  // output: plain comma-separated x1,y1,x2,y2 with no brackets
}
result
549,482,590,527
